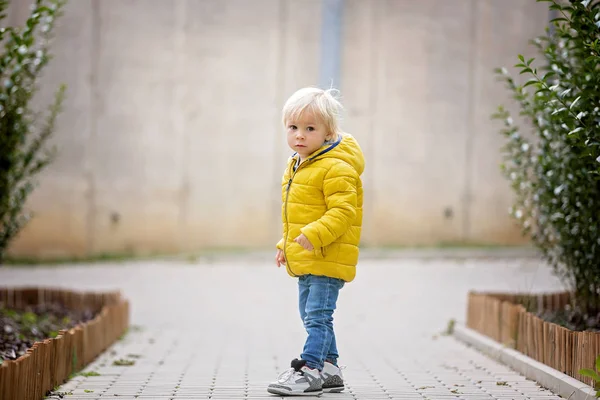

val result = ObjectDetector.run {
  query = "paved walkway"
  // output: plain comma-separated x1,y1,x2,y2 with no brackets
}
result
1,251,566,399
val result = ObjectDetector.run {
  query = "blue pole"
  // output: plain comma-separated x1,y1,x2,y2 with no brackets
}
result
549,7,557,36
319,0,344,90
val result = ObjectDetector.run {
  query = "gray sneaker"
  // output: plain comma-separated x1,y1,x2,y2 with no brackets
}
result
267,359,323,396
321,361,345,393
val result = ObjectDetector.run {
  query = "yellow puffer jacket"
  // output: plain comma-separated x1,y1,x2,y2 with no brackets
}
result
277,133,365,282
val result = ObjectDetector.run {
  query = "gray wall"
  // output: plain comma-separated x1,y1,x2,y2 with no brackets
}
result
6,0,548,259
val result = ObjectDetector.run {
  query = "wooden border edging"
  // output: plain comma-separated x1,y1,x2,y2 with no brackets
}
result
455,324,596,400
466,291,599,389
0,287,130,400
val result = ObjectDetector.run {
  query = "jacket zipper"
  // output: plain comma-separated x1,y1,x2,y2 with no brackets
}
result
283,158,312,277
283,175,297,277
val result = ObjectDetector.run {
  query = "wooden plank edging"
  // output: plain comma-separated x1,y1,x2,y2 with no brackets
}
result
0,287,130,400
466,290,599,387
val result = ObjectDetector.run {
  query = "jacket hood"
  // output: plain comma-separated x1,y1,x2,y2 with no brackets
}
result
300,133,365,176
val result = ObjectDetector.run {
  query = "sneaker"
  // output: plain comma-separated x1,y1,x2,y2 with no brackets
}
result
321,361,345,393
267,358,323,396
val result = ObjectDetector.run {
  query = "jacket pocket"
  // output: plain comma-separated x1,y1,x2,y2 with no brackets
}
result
314,246,327,259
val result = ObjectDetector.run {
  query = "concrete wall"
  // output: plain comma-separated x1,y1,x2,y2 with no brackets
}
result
6,0,549,258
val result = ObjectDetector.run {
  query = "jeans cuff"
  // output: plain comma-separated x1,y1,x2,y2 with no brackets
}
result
305,360,322,371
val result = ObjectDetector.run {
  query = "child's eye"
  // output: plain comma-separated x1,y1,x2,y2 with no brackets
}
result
289,125,297,130
307,127,315,132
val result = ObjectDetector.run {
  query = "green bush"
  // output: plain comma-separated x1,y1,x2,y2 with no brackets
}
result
579,354,600,397
493,0,600,323
0,0,66,262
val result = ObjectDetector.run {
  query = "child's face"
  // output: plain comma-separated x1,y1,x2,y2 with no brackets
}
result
286,111,330,160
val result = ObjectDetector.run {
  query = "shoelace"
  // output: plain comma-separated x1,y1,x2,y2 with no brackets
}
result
277,367,301,383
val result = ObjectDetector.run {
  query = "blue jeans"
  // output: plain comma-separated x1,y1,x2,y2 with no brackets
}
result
298,274,345,371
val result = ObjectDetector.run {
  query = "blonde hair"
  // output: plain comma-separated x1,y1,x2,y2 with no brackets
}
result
282,87,343,139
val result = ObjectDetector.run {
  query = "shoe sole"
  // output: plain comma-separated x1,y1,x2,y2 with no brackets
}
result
323,386,344,393
267,387,323,397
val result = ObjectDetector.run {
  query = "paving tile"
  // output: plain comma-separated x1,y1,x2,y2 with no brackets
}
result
2,256,568,400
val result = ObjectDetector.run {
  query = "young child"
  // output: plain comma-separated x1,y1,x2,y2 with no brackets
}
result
267,87,365,397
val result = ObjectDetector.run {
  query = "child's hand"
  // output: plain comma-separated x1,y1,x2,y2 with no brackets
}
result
294,234,314,251
275,249,286,267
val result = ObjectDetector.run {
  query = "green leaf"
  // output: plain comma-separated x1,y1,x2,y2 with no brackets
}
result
580,368,600,381
527,57,535,66
524,79,539,87
550,17,569,23
570,96,582,109
518,54,525,62
569,127,584,136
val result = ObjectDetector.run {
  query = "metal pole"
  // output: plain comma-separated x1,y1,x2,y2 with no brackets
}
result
319,0,344,90
549,7,558,36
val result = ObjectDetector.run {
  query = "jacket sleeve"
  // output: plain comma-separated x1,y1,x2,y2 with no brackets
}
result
276,238,284,250
300,162,358,249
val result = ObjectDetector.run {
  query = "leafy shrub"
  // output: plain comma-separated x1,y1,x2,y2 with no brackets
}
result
493,0,600,321
0,0,66,262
